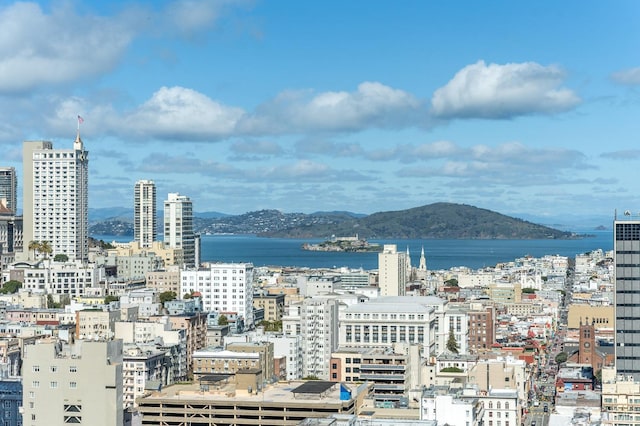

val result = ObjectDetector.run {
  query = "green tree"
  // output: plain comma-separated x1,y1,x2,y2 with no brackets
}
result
159,291,177,304
522,287,536,294
218,314,229,326
555,352,568,364
302,375,320,380
0,280,22,294
46,294,62,309
54,254,69,262
39,241,52,259
104,295,120,304
28,240,39,260
444,278,459,287
446,328,459,354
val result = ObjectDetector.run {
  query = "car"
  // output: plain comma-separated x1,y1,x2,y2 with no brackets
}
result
544,405,549,413
532,421,537,426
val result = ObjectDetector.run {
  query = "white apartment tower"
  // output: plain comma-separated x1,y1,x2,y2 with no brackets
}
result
378,244,407,296
134,180,157,248
164,193,195,268
181,263,255,327
22,339,124,426
0,167,17,213
22,135,89,262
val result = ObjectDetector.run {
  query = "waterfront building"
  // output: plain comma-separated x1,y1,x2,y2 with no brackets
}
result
22,136,89,262
22,339,123,426
134,180,156,248
283,298,339,380
614,217,640,380
163,193,195,268
180,263,255,327
378,244,407,296
0,167,17,214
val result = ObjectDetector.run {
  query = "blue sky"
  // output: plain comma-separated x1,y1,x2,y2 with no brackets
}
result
2,0,640,224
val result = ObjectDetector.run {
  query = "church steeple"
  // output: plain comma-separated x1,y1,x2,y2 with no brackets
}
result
419,245,427,271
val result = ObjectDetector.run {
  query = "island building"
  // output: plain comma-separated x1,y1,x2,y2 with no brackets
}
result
164,192,195,268
21,133,89,262
378,244,408,297
0,167,17,214
22,339,124,426
134,180,157,248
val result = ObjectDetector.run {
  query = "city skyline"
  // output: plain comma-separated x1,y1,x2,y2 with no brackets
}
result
0,1,639,221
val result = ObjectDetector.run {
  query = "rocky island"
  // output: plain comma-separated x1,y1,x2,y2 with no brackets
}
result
302,235,382,252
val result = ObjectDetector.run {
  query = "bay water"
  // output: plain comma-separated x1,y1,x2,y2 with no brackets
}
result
93,230,613,271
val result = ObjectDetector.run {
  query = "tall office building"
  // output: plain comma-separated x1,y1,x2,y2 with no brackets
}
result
614,217,640,380
0,167,17,213
164,193,195,268
22,135,89,262
134,180,156,248
378,244,407,296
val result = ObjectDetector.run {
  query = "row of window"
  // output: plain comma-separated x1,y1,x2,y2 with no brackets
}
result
33,365,77,373
31,381,77,389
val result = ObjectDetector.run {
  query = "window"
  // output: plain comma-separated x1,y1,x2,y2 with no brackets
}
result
50,381,58,389
50,366,57,373
69,366,77,373
32,381,39,388
69,382,77,389
32,365,40,373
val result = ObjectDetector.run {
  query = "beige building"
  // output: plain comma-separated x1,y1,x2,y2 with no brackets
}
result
253,292,285,322
108,241,183,268
378,244,407,297
601,367,640,425
227,341,275,383
22,339,123,426
137,380,371,425
75,309,119,339
567,305,613,329
150,312,207,378
145,266,181,294
487,282,522,304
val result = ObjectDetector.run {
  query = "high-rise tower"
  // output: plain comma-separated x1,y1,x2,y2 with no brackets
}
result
378,244,407,296
22,133,88,262
134,180,156,248
164,193,195,268
0,167,17,213
614,216,640,380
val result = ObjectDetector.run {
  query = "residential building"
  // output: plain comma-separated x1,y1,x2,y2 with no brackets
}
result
468,305,496,354
22,136,88,262
134,180,156,248
0,213,21,271
253,292,285,322
378,244,407,296
0,167,17,214
145,266,181,295
4,260,102,297
122,344,167,408
283,298,339,379
164,193,195,268
0,380,22,426
22,339,123,426
180,263,254,327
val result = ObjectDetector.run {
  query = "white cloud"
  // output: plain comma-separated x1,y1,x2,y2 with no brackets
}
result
431,60,581,119
238,82,423,134
0,2,135,93
124,86,245,140
611,67,640,86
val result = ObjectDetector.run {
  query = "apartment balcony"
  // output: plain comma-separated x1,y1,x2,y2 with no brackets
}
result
359,373,405,381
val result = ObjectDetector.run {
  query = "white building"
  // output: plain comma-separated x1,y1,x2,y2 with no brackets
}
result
0,166,17,214
4,260,103,297
134,180,156,248
180,263,254,327
378,244,407,296
339,296,440,357
164,193,195,268
282,298,339,380
22,136,89,262
122,344,167,408
420,391,481,425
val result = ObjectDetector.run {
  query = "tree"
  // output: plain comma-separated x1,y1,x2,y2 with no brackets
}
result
0,280,22,294
555,352,568,364
444,278,458,287
302,375,320,380
218,314,229,326
39,241,52,259
28,240,39,260
54,254,69,262
446,328,459,354
522,287,536,294
104,295,120,304
46,294,62,309
159,291,177,304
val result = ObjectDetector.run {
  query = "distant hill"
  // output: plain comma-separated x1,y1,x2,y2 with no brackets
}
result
88,202,577,239
259,203,576,239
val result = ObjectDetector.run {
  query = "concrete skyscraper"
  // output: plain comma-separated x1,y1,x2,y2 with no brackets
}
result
614,216,640,380
0,167,17,213
164,193,195,268
22,133,88,262
134,180,156,248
